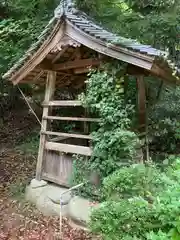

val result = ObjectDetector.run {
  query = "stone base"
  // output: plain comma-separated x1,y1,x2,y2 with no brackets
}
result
25,179,99,226
25,179,71,216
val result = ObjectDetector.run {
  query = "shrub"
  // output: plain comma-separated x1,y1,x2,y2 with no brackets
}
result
90,159,180,239
90,197,160,240
102,164,173,201
146,231,169,240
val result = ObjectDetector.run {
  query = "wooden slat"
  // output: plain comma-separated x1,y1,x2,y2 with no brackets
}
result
45,142,92,156
43,116,100,122
42,100,82,107
42,131,92,140
50,136,70,142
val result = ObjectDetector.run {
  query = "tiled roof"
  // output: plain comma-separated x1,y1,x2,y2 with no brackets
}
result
2,1,175,80
66,12,166,58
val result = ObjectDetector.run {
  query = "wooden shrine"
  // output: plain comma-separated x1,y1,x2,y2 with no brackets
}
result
3,0,179,187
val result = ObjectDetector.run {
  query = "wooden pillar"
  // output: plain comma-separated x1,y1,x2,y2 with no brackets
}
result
36,71,56,180
136,75,146,133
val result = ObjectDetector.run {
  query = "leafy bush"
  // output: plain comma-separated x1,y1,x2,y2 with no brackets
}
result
148,87,180,153
146,231,169,240
73,64,138,199
90,197,159,240
90,158,180,240
102,164,173,201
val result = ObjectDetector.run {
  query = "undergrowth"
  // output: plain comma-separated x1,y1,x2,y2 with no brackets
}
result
90,156,180,240
16,129,39,156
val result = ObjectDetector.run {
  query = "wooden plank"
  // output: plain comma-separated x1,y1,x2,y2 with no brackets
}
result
43,116,100,122
42,100,82,107
45,142,92,156
51,58,100,71
42,131,92,140
51,136,70,142
42,173,69,187
36,71,56,180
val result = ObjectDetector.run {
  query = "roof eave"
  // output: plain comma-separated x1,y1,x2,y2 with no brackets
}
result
3,19,65,85
65,20,155,71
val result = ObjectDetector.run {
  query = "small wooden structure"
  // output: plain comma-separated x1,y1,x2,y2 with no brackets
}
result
3,0,179,187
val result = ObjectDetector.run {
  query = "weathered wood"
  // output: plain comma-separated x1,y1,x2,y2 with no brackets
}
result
51,136,70,142
45,142,92,156
42,131,92,140
136,75,146,133
74,67,91,74
43,116,100,122
151,63,176,84
42,100,82,107
42,58,100,71
42,151,73,187
42,174,69,187
36,71,56,180
53,58,101,71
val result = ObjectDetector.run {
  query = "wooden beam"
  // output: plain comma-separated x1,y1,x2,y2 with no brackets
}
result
43,116,100,122
74,67,91,74
41,58,101,71
54,58,100,71
45,142,92,156
36,71,56,180
41,131,92,140
151,63,177,84
50,136,70,142
42,100,82,107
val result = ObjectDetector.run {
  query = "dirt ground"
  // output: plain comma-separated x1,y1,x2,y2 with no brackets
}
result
0,110,92,240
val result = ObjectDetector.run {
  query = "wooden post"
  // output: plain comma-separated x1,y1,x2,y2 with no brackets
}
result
36,71,56,180
136,75,149,162
136,75,146,133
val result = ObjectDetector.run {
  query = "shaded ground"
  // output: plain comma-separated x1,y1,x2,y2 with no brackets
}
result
0,110,92,240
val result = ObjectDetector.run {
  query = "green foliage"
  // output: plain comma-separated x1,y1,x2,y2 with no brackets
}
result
76,0,180,55
73,64,138,199
148,87,180,152
90,157,180,240
0,0,58,115
146,231,169,240
102,164,172,201
90,197,159,240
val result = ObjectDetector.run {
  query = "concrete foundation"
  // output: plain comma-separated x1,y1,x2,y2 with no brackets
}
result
25,179,99,226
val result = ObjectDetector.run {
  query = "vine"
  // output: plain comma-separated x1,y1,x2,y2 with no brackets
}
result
71,62,139,200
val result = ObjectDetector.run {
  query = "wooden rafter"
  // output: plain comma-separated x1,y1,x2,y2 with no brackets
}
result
40,58,101,71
